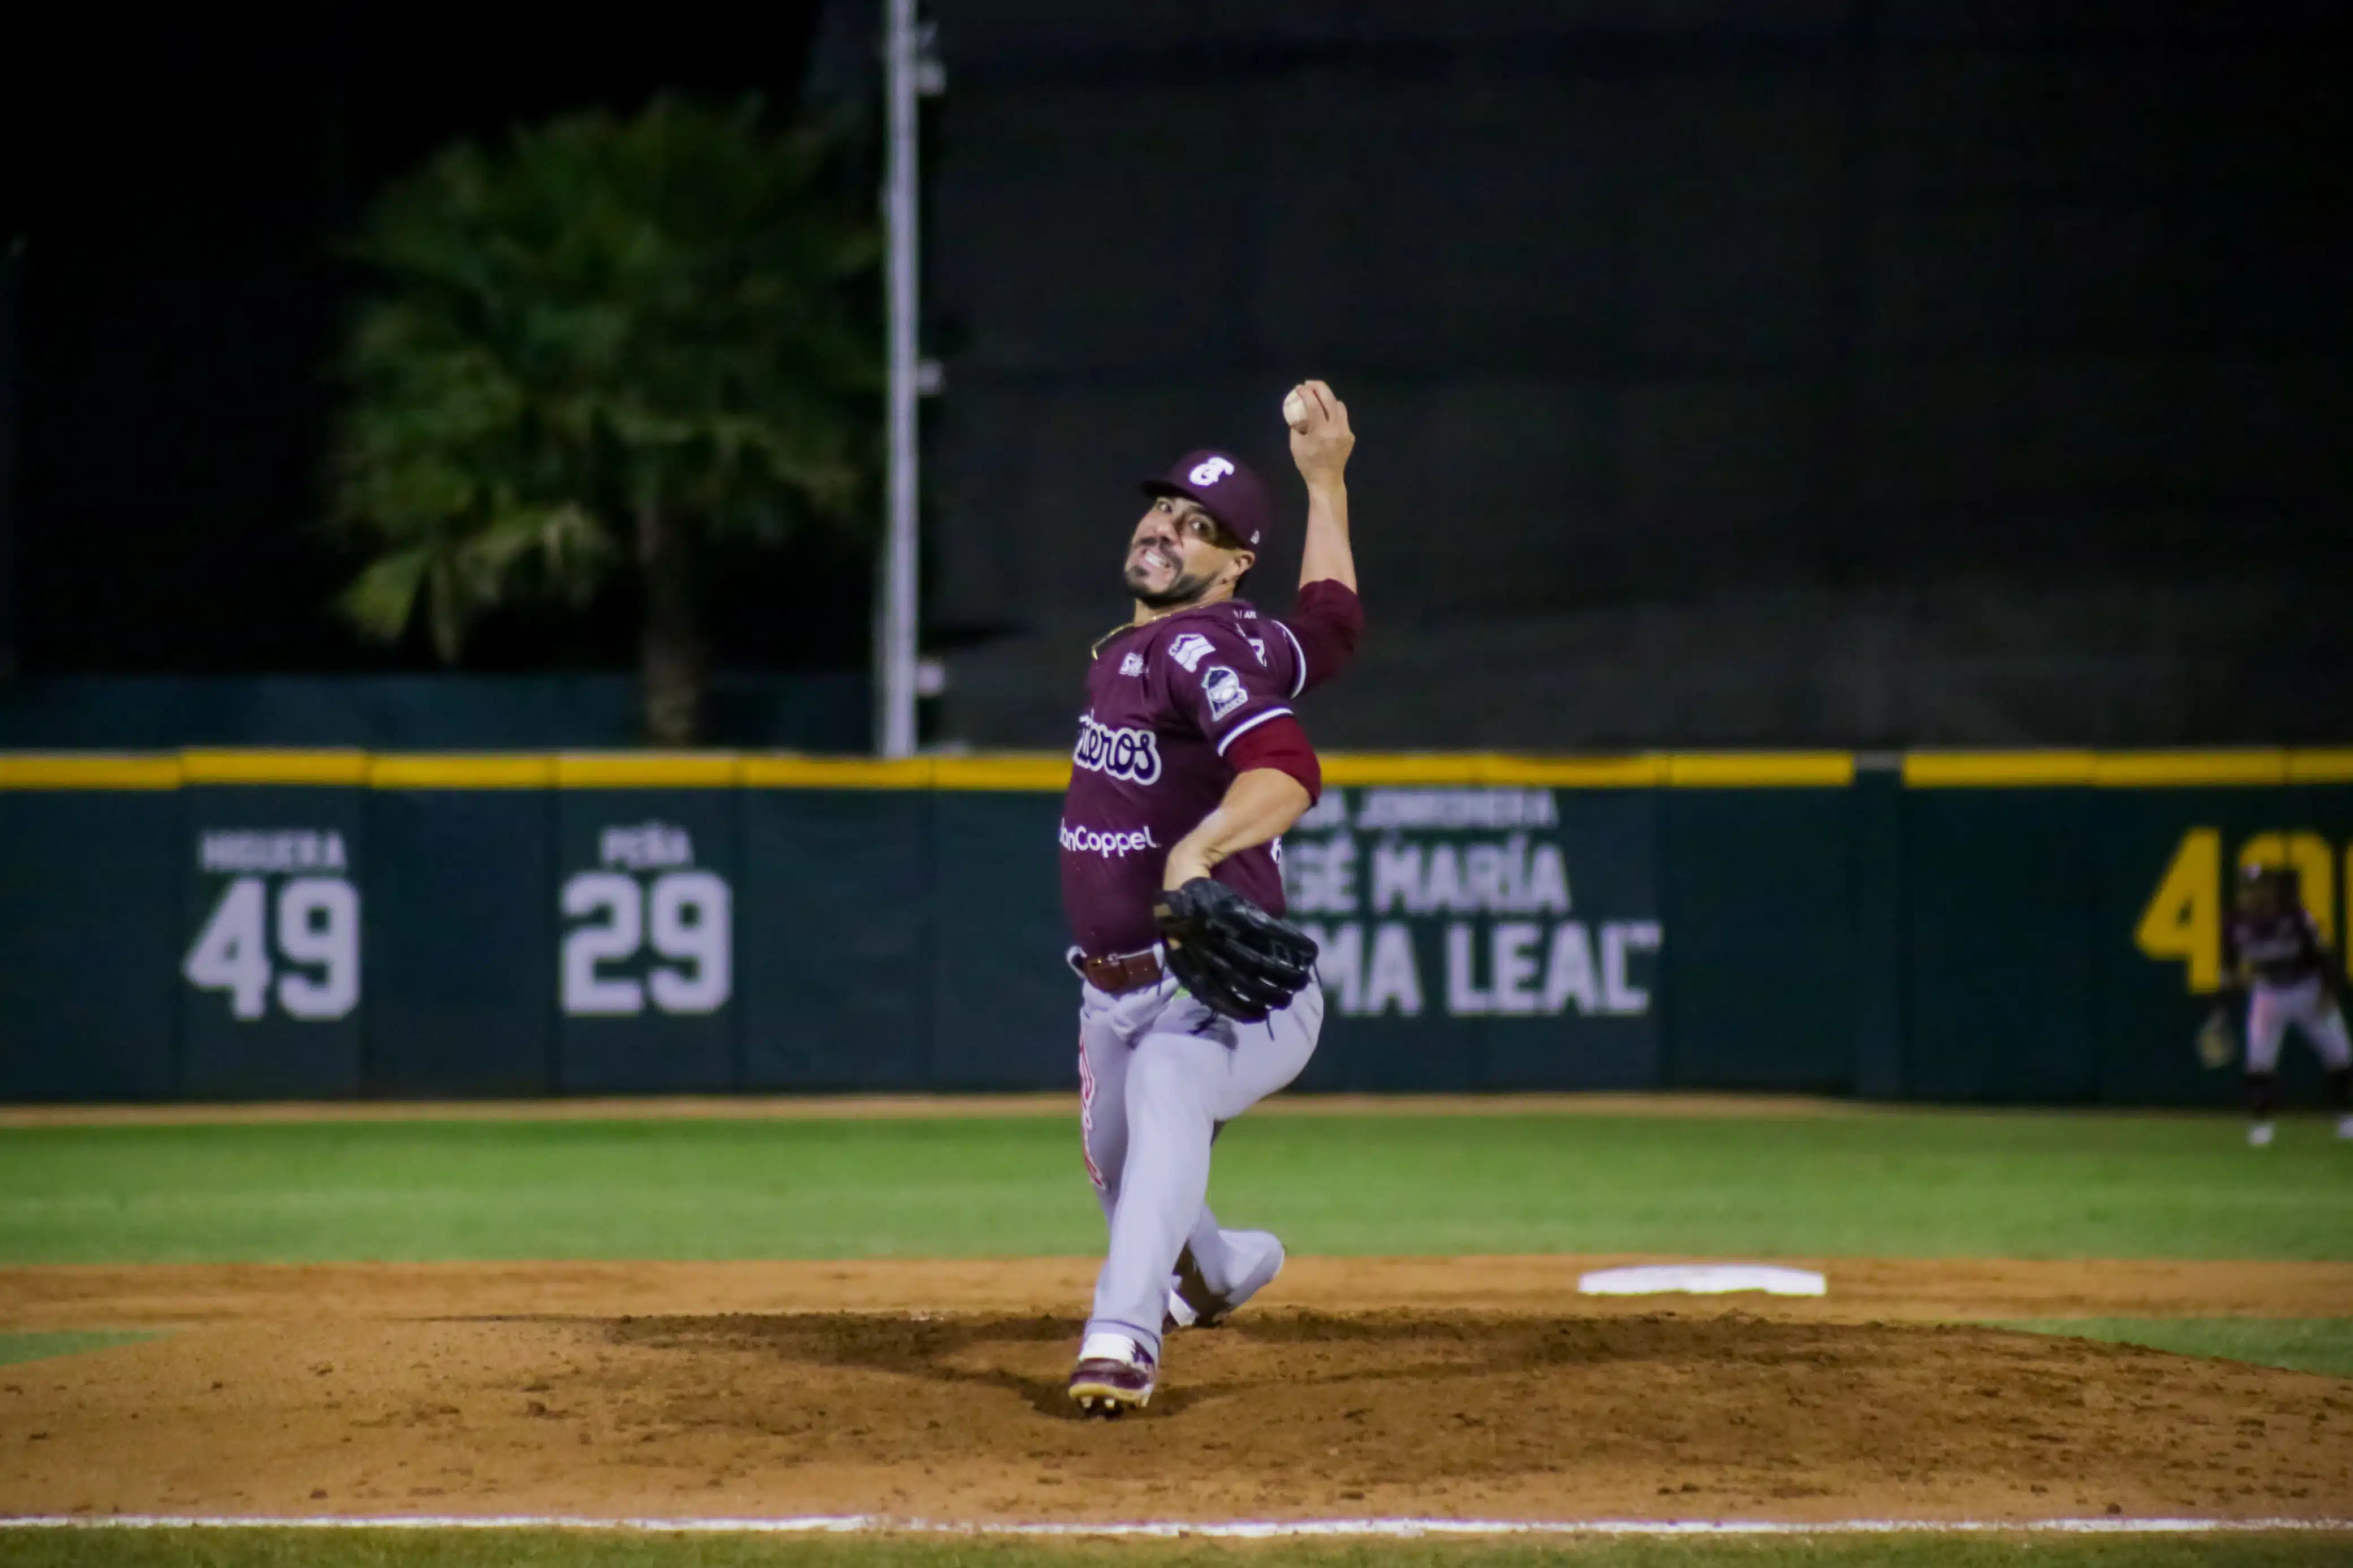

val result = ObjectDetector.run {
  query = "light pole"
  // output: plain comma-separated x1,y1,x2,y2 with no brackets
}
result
875,0,939,758
876,0,920,758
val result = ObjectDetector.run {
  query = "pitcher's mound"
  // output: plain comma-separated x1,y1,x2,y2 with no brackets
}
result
14,1306,2341,1523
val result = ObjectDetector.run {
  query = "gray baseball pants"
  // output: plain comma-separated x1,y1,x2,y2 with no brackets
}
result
1076,969,1324,1362
2247,976,2353,1074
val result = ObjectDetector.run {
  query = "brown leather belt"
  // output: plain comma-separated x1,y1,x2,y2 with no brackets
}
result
1076,949,1164,994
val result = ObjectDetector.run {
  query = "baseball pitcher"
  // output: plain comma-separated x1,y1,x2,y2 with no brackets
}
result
2215,861,2353,1147
1059,381,1361,1415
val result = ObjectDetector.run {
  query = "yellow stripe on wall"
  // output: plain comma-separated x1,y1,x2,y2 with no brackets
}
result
740,755,936,789
933,754,1074,791
553,753,741,788
1903,751,2097,787
181,749,371,786
2288,751,2353,784
7,747,2353,791
1489,754,1665,787
2091,751,2289,787
1323,753,1495,786
1322,753,1663,787
0,754,183,789
1666,752,1856,787
368,754,558,789
735,755,1072,790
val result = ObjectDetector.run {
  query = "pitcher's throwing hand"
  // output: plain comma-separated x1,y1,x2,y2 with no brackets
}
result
1286,379,1354,484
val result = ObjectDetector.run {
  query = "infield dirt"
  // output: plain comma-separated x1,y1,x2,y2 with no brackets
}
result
3,1257,2349,1524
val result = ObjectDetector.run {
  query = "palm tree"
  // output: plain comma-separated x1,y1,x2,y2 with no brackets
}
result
327,97,878,745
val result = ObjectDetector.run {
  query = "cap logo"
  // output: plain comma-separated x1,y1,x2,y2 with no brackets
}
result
1189,456,1236,486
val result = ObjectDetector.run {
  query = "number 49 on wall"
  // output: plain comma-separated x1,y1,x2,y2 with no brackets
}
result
2135,829,2346,993
183,876,361,1021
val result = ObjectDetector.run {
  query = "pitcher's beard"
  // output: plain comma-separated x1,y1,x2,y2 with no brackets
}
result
1126,563,1217,610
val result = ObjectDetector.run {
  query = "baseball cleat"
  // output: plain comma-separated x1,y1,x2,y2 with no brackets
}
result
2248,1121,2276,1148
2336,1114,2353,1140
1068,1332,1156,1417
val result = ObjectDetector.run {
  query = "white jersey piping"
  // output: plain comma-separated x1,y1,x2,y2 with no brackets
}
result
1275,620,1308,697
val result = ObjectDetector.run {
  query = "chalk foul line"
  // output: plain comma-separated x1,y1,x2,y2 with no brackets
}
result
2,1515,2348,1537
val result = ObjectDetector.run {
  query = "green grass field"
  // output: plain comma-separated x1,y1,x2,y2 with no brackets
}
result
5,1108,2349,1265
4,1103,2349,1567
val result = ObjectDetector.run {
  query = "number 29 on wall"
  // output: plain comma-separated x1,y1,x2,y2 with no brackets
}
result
560,870,732,1016
2135,829,2345,993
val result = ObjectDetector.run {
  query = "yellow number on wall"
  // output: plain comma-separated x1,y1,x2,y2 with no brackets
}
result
2136,828,2221,993
2238,832,2334,947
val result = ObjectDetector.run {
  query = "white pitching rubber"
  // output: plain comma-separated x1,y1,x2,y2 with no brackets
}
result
1578,1264,1828,1298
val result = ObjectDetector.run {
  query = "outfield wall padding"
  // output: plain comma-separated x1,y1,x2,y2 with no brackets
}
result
0,788,180,1100
364,785,558,1097
3,749,2349,1105
739,789,932,1093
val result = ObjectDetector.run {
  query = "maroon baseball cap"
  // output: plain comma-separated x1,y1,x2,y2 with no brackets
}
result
1141,450,1274,554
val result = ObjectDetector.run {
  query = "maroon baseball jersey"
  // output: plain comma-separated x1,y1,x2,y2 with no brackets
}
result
1059,598,1311,958
2226,907,2331,988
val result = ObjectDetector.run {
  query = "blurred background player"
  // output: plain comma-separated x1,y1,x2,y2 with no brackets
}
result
2214,863,2353,1147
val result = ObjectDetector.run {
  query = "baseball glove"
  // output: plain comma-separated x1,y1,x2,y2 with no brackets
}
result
1154,877,1319,1021
2195,1005,2238,1070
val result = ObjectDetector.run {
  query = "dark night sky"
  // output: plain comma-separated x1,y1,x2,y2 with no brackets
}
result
12,1,2353,750
5,1,855,677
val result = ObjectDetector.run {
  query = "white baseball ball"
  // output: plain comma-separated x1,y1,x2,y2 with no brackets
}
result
1283,389,1308,428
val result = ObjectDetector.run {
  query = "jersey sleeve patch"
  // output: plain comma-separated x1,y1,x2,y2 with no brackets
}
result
1203,665,1249,720
1160,615,1294,748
